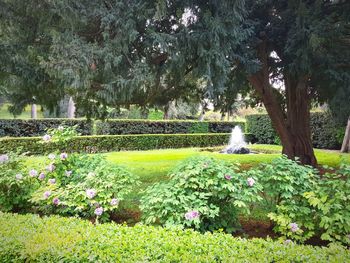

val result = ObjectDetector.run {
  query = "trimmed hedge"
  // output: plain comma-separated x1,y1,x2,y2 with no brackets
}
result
0,133,250,154
246,113,343,149
246,115,277,145
95,119,245,135
0,119,92,137
0,213,349,262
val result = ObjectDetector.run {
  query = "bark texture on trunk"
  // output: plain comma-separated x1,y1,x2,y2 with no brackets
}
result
163,102,171,120
247,40,317,166
341,117,350,152
284,76,317,165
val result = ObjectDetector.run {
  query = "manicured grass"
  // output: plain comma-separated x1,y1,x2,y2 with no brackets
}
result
105,145,350,181
103,145,350,215
0,103,43,119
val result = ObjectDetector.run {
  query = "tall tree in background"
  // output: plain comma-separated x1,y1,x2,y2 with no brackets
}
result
0,0,66,115
1,0,349,165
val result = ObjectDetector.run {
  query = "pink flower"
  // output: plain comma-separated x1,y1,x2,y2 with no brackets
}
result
43,191,51,199
290,223,299,232
185,210,200,220
48,178,56,184
224,174,232,180
53,197,60,205
0,154,9,164
86,189,96,199
65,170,72,177
47,163,55,172
42,134,51,142
15,174,23,180
60,152,68,160
29,169,38,177
110,198,119,206
48,153,56,160
247,177,255,187
94,207,104,216
38,172,45,180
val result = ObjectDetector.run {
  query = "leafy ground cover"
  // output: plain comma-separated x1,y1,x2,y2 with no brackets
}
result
14,144,350,244
0,212,349,262
100,146,350,225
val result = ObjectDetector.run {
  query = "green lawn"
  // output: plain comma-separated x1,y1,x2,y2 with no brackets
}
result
102,145,350,215
105,145,350,182
23,145,350,223
0,103,43,119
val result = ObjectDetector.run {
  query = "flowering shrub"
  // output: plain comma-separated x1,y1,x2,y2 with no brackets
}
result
250,156,319,242
302,164,350,245
140,156,262,233
30,153,138,222
259,157,350,245
41,125,79,144
0,153,39,212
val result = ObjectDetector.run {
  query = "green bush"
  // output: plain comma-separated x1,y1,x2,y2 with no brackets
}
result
0,153,39,212
246,113,343,149
252,156,319,242
246,114,277,144
140,156,262,233
0,133,250,154
303,165,350,245
95,119,244,135
30,153,138,222
0,213,349,262
310,112,342,149
0,119,92,137
257,157,350,246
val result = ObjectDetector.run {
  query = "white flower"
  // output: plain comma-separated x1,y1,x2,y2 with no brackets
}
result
29,169,38,177
57,126,64,131
15,174,23,180
42,134,51,142
110,198,119,206
60,153,68,160
0,154,9,164
43,191,51,199
247,177,255,187
46,163,55,172
86,189,96,199
48,178,56,184
94,207,104,216
48,153,56,160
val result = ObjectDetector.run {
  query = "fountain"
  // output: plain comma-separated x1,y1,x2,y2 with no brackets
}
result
221,126,250,154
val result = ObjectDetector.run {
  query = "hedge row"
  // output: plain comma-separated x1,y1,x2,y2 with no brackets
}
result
95,120,245,135
0,118,244,137
0,133,248,154
246,113,344,149
1,213,349,262
0,119,92,137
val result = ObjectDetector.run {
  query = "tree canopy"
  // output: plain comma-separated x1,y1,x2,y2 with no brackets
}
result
0,0,349,165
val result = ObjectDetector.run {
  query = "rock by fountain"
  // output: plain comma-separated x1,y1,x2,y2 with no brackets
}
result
221,126,250,154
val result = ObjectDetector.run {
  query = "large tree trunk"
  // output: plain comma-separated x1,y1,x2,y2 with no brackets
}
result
341,117,350,152
163,102,171,120
285,76,317,165
247,41,317,166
